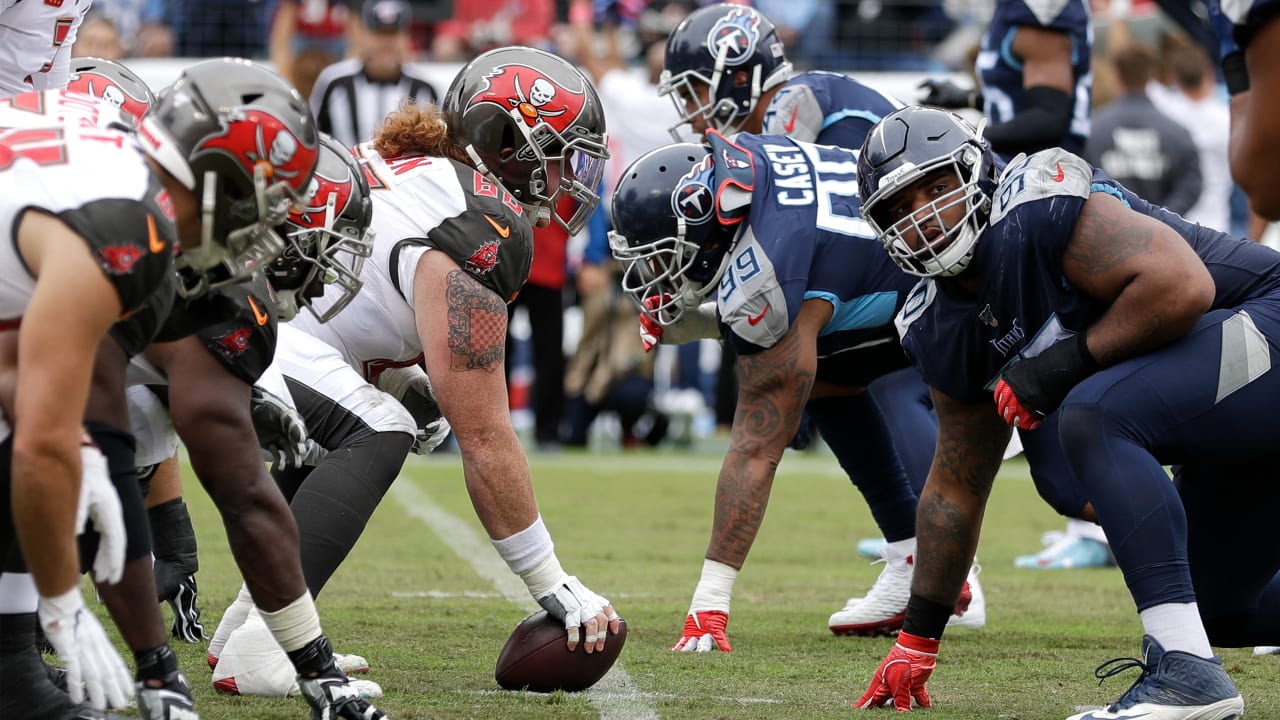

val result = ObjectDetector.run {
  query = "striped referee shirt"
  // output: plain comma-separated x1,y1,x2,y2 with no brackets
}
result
309,58,439,147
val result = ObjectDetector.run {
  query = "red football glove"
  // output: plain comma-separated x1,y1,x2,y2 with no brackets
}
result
670,610,731,653
993,378,1042,430
638,295,670,353
856,631,938,711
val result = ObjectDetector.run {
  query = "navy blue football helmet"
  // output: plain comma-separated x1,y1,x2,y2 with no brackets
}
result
857,106,997,278
660,3,792,140
609,143,739,325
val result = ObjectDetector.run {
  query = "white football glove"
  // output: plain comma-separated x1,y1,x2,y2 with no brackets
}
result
76,443,126,584
249,386,310,469
38,588,134,710
536,574,615,651
377,365,451,454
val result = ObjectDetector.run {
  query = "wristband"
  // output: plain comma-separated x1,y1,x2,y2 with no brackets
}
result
492,515,555,575
1222,52,1250,96
902,593,954,640
688,558,738,613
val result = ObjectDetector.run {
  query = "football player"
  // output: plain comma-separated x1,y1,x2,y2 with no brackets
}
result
210,47,622,684
643,3,982,648
0,0,93,97
916,0,1092,160
853,106,1280,718
1212,0,1280,220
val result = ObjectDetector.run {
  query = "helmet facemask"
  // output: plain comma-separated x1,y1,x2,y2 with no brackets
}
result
271,191,374,323
659,58,760,140
611,217,735,326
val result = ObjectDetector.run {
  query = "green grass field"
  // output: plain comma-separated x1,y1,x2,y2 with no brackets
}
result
131,448,1278,719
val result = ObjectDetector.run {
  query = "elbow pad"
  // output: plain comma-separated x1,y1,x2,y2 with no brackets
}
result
982,85,1074,156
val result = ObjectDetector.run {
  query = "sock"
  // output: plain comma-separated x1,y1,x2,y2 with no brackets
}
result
1140,602,1213,658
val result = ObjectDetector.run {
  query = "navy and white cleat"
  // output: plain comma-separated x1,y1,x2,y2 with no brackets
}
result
1067,635,1243,720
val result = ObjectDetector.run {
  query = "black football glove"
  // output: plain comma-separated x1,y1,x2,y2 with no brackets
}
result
918,79,981,110
994,333,1098,430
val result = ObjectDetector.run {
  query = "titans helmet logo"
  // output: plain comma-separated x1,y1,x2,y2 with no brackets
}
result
706,7,762,67
672,155,716,225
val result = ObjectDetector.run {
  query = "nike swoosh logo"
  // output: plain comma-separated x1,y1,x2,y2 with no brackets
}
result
783,106,799,133
147,213,165,254
1051,163,1065,182
247,296,269,326
484,214,511,238
746,303,769,326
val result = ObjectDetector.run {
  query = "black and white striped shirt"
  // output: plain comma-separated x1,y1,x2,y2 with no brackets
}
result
309,58,439,147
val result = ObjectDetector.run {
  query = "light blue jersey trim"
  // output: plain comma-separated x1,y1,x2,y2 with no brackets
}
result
1090,181,1130,207
806,290,899,336
1001,28,1022,71
821,109,884,130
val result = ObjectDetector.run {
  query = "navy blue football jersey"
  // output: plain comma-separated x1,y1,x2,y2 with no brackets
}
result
761,71,905,151
976,0,1092,155
897,148,1280,403
1217,0,1280,48
709,134,916,362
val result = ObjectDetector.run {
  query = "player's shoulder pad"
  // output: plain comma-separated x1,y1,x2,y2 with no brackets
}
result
424,170,533,304
763,81,823,143
195,274,278,385
58,184,178,317
989,148,1091,225
894,278,937,341
707,129,755,225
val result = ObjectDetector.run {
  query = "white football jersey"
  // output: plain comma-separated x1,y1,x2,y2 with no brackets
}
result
0,0,92,98
287,141,532,380
0,89,165,324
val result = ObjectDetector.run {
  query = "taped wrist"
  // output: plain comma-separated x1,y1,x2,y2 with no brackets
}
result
689,559,738,614
493,516,564,599
902,593,954,640
520,553,567,600
982,85,1073,155
260,591,322,654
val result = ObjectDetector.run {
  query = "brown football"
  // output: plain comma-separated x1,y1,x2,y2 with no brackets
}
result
494,610,628,693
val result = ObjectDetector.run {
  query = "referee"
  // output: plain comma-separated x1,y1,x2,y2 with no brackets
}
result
309,0,438,147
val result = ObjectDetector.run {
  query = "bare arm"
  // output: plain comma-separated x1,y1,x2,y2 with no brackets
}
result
413,251,538,540
1230,20,1280,220
910,389,1010,606
1061,191,1215,365
268,0,298,84
1011,25,1075,94
706,299,828,568
11,212,122,596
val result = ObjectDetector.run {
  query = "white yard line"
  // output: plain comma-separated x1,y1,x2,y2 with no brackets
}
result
390,479,659,720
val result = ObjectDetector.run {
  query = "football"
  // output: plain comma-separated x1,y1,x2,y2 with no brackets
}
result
494,610,628,693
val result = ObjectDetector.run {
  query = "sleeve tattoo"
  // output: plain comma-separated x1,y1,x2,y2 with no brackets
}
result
445,269,506,373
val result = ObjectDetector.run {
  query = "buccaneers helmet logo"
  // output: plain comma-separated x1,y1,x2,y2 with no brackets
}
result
467,64,586,134
98,245,144,275
213,326,252,358
465,240,501,275
66,72,150,125
672,155,715,225
706,7,762,67
193,108,317,194
288,166,355,229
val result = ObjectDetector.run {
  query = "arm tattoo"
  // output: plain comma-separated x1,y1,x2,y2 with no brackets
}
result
444,269,506,373
709,329,814,564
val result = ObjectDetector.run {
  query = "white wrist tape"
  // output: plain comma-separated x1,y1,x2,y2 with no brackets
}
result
492,515,555,576
259,592,322,653
519,552,567,600
689,559,738,614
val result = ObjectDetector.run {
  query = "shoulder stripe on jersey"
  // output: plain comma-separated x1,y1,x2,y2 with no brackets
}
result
821,109,885,130
894,279,935,340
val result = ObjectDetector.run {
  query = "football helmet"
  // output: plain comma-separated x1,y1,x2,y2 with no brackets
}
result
137,58,319,297
268,134,374,323
660,3,792,140
441,46,608,236
857,106,996,278
66,57,155,128
609,143,739,325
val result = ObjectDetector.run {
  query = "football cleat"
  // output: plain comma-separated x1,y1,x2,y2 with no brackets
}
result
828,545,976,636
167,575,206,643
136,670,198,720
945,563,986,629
1253,646,1280,655
1066,636,1243,720
298,663,387,720
1015,532,1114,570
212,613,374,699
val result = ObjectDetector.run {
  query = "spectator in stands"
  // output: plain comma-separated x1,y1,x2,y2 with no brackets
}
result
88,0,173,57
309,0,438,147
1150,40,1232,232
1085,42,1202,216
430,0,555,61
270,0,359,100
72,13,127,61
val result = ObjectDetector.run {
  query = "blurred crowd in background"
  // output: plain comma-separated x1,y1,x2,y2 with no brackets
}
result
70,0,1248,453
